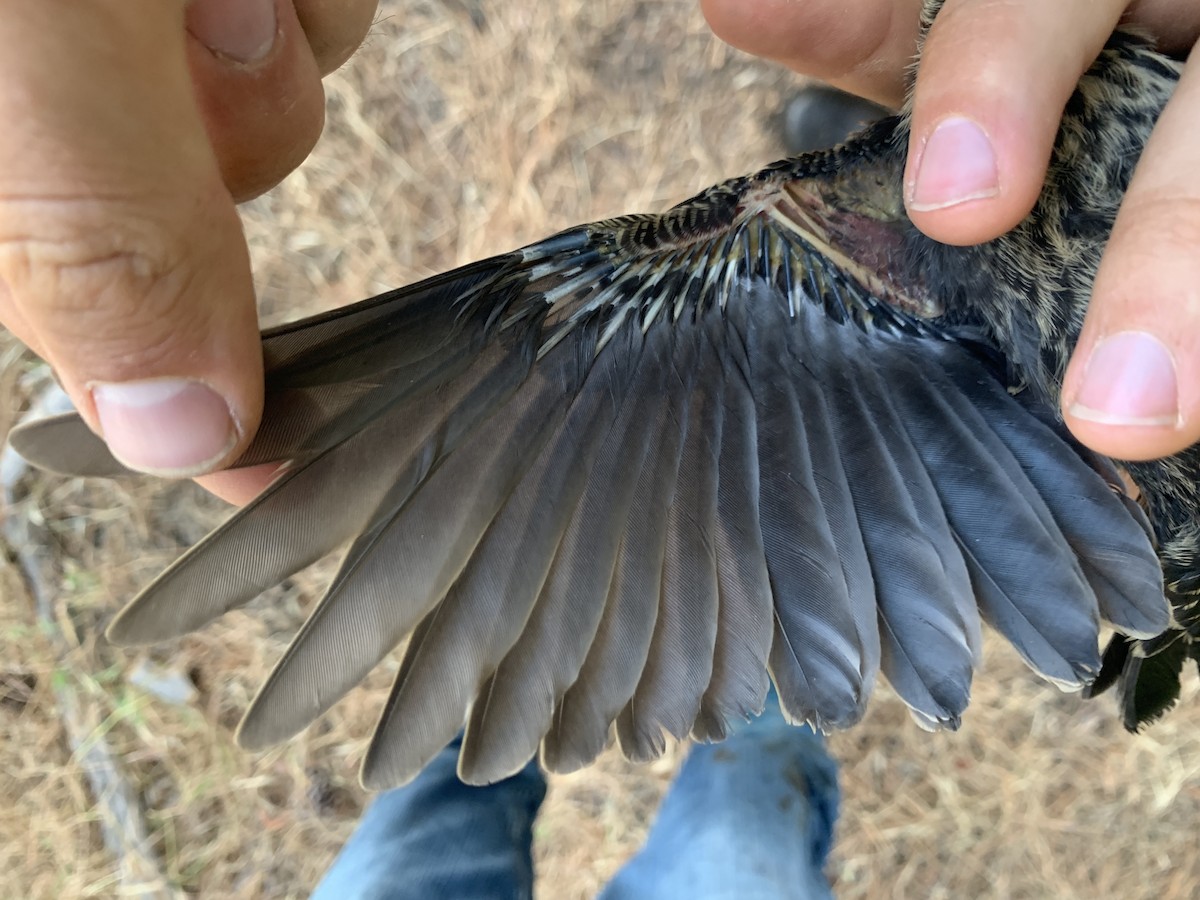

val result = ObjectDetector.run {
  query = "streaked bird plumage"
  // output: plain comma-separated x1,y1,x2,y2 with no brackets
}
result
10,16,1199,788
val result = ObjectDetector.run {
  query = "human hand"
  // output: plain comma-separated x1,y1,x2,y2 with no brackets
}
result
703,0,1200,462
0,0,376,504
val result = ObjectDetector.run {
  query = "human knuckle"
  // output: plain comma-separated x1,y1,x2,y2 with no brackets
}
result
1119,192,1200,258
0,195,198,335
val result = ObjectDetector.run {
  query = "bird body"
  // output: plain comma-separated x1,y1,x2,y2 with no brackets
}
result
10,25,1197,787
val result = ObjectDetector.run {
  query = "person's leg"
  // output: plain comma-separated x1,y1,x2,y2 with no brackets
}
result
312,735,546,900
599,698,840,900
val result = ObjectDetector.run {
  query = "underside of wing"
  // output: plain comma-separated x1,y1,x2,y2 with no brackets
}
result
7,174,1168,789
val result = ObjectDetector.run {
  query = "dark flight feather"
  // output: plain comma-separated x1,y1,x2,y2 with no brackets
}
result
692,312,774,743
604,329,691,763
747,291,881,730
455,320,641,784
538,326,672,773
822,351,980,730
8,23,1192,787
614,316,721,763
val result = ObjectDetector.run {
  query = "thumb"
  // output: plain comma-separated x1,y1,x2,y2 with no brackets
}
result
0,0,262,477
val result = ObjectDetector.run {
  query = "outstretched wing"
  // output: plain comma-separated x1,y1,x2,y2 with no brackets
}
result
9,158,1167,788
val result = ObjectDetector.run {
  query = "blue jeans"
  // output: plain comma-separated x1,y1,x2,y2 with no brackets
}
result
313,700,839,900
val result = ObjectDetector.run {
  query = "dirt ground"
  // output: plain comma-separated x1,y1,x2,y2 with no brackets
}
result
2,2,1200,898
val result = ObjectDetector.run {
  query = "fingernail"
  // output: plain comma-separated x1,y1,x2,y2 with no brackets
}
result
186,0,278,64
1069,331,1179,428
92,379,239,477
909,116,1000,211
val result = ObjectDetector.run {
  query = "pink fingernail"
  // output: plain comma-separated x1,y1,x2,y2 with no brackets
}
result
909,116,1000,211
93,378,239,476
186,0,278,64
1069,331,1179,427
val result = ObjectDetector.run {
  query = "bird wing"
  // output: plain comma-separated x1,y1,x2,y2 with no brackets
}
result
8,165,1168,788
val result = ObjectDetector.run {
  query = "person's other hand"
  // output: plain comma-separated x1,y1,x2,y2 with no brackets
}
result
0,0,376,504
703,0,1200,462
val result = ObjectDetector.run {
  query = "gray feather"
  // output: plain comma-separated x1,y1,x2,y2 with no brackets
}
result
456,323,646,784
239,258,521,466
614,317,720,760
550,338,688,767
237,328,581,755
538,326,675,773
7,75,1181,786
7,412,130,477
692,316,773,742
741,287,878,729
826,350,980,728
894,347,1103,688
977,388,1167,638
605,332,693,762
108,338,531,648
353,341,592,787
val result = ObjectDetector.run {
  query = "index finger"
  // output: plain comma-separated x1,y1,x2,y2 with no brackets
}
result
1061,41,1200,460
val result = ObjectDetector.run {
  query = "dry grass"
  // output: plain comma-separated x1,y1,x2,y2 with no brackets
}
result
1,2,1198,897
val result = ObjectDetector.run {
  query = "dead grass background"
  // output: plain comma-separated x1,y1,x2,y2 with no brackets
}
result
2,2,1199,897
